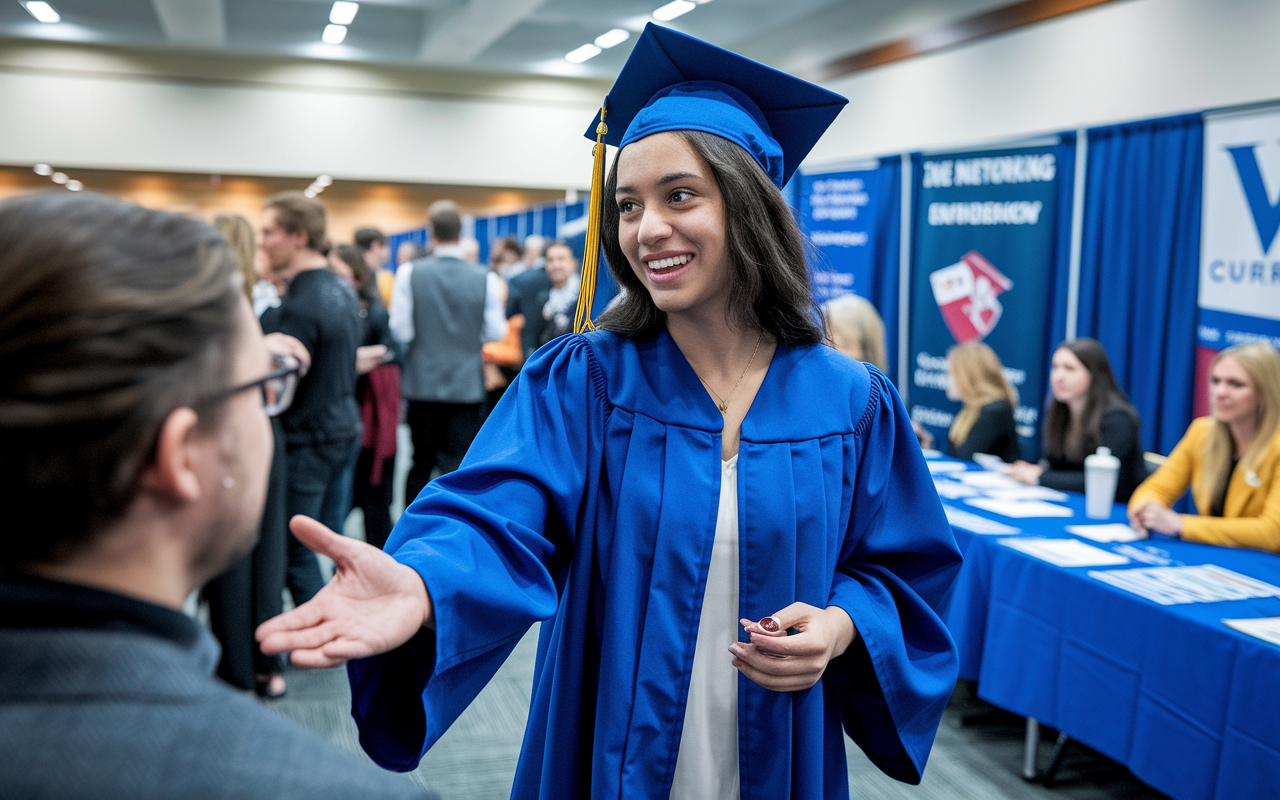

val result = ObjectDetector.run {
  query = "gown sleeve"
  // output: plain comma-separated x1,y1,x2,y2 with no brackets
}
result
347,333,607,771
825,367,963,784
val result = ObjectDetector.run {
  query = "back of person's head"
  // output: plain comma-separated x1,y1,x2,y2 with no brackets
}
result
947,341,1018,447
427,200,462,244
353,227,386,251
1202,343,1280,497
523,235,546,261
822,293,887,372
1045,337,1134,460
0,193,242,569
214,213,256,300
265,191,328,253
598,130,822,345
333,243,376,304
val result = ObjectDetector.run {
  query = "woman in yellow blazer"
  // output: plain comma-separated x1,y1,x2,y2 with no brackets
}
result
1128,343,1280,552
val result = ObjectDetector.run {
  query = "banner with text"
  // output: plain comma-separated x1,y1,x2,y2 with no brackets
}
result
799,168,888,305
908,146,1060,459
1197,109,1280,415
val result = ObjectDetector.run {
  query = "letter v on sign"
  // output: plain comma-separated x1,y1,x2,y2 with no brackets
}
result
1226,144,1280,254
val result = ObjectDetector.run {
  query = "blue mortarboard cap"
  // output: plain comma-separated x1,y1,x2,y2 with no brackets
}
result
584,23,847,188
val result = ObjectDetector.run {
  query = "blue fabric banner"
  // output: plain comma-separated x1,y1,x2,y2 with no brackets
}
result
908,145,1065,460
797,159,902,382
1076,114,1202,456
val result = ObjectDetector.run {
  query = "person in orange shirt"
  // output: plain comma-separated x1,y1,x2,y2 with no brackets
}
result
1128,343,1280,552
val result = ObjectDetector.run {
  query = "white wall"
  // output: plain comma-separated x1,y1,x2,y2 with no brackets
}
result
2,0,1278,186
0,44,607,190
809,0,1280,165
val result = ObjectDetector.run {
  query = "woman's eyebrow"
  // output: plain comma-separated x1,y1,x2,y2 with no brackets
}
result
616,172,701,196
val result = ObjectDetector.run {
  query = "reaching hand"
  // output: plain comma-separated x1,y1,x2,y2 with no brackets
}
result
1007,460,1044,486
263,332,311,375
729,603,857,692
1130,501,1181,537
255,516,433,668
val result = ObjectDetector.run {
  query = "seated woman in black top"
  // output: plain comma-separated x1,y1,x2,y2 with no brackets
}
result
1008,338,1146,501
945,341,1021,463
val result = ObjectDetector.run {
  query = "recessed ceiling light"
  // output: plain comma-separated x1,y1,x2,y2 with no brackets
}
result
322,24,347,44
33,164,52,176
50,172,68,184
22,2,61,24
315,175,333,187
304,189,317,198
652,0,696,22
330,2,358,26
565,43,602,64
594,29,630,49
66,179,83,191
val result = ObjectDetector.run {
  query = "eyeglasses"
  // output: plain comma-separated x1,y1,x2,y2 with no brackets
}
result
200,354,302,417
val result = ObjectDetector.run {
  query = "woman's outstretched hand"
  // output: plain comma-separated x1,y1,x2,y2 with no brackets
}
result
730,603,857,692
255,515,433,668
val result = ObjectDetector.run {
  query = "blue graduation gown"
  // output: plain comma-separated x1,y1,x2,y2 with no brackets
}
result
349,328,961,799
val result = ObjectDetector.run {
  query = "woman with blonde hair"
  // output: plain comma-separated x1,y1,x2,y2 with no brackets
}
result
1129,342,1280,552
945,341,1021,463
822,292,887,372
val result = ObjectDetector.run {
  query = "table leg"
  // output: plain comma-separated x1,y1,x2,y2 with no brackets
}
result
1023,717,1040,780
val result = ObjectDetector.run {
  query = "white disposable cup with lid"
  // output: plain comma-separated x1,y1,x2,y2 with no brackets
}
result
1084,446,1121,519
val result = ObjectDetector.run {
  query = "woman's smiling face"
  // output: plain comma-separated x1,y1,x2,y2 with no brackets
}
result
614,132,732,326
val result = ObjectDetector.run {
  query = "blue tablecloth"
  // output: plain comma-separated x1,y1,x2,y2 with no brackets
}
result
936,459,1280,800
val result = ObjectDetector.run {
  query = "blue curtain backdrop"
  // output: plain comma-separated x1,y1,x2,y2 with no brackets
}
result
867,157,902,385
1076,114,1203,456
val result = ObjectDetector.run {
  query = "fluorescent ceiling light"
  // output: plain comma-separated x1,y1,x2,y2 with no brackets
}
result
66,179,83,192
330,2,358,26
652,0,695,22
565,43,602,64
51,172,68,184
23,2,61,23
304,189,317,198
33,164,52,176
594,28,630,49
315,174,333,187
322,24,347,44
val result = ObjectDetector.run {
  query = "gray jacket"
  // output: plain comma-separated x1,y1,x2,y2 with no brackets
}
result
0,624,432,799
402,254,489,403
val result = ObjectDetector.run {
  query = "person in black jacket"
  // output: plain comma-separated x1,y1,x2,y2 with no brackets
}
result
1009,337,1145,501
945,341,1021,463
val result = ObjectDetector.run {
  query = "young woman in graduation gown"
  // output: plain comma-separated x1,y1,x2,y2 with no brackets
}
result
259,24,962,800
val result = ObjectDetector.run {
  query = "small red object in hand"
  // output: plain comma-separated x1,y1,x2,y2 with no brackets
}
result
759,616,781,633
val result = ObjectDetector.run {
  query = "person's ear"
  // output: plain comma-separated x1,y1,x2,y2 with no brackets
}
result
138,407,203,503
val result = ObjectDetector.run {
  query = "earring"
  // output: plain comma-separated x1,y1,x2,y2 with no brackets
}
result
222,477,236,489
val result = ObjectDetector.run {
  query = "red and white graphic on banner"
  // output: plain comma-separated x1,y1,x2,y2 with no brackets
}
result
928,250,1013,343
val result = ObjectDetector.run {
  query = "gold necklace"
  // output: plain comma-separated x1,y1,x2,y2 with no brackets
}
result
696,333,763,415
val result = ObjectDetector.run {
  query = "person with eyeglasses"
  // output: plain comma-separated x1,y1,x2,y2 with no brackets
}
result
0,193,435,799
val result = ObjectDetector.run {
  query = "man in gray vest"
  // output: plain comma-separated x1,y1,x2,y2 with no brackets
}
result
390,200,506,505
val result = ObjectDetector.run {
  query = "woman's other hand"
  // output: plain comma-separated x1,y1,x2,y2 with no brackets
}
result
256,516,433,668
729,603,857,692
355,344,388,375
1007,460,1044,485
1131,501,1182,537
263,332,311,375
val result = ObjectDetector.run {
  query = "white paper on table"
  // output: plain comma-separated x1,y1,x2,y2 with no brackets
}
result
953,471,1024,490
1089,564,1280,605
971,453,1011,472
983,486,1070,502
966,497,1074,518
1001,537,1131,567
921,449,942,459
926,460,967,474
943,504,1021,535
1223,617,1280,647
933,479,979,499
1066,523,1147,543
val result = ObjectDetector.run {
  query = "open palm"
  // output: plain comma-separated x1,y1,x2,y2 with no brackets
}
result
256,515,432,668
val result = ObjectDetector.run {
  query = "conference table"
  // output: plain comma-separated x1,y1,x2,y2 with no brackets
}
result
929,453,1280,800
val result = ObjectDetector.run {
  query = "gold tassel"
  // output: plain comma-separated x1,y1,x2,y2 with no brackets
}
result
574,103,607,334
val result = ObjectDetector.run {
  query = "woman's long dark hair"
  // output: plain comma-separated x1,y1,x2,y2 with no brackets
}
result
595,130,823,345
1044,338,1137,461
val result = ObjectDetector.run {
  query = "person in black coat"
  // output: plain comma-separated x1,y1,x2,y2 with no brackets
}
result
945,340,1022,463
1009,338,1146,502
